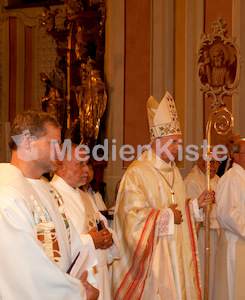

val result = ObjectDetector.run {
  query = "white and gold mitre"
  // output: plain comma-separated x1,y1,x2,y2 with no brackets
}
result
147,91,182,140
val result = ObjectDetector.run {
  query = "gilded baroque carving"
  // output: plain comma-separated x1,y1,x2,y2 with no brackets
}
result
39,6,62,32
0,2,66,161
36,26,59,109
40,0,107,148
197,17,241,108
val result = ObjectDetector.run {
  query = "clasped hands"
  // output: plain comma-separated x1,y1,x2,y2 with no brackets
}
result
169,204,183,225
169,190,215,225
82,219,113,299
88,220,113,250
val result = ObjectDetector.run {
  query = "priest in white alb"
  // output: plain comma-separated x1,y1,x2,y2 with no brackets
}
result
112,91,215,300
215,138,245,300
51,144,120,300
0,110,99,300
184,149,220,300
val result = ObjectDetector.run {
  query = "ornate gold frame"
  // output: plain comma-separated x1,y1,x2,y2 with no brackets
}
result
197,17,241,108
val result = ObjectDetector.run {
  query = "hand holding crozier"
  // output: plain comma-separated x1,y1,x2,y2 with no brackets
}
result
198,190,215,208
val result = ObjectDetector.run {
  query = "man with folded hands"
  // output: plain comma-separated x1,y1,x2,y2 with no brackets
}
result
51,144,120,300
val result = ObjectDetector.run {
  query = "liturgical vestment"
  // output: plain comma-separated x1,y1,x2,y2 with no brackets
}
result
0,163,97,300
215,163,245,300
51,174,120,300
184,165,220,300
85,187,107,211
112,149,202,300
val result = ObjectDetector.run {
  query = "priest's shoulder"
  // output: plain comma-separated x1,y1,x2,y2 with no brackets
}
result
125,159,153,175
0,184,29,209
219,165,243,184
0,163,24,183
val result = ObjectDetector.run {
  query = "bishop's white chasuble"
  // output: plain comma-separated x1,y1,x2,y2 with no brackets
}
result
112,149,202,300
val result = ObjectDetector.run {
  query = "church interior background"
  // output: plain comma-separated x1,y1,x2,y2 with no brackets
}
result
0,0,245,207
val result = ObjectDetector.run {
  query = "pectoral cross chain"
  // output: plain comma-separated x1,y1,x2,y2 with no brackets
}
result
158,170,175,204
170,189,175,204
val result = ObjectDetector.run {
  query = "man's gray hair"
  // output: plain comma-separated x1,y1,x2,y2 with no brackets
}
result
230,139,245,158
